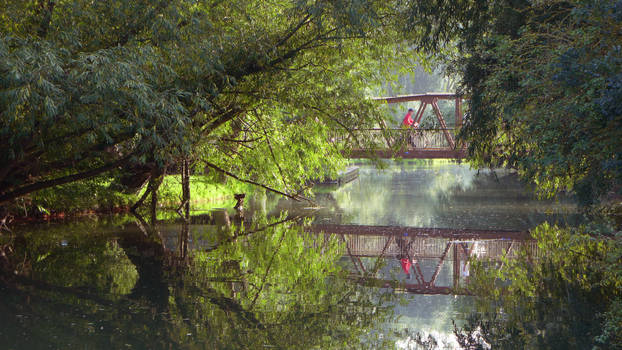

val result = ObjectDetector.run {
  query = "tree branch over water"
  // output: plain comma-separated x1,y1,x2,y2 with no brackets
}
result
202,160,305,202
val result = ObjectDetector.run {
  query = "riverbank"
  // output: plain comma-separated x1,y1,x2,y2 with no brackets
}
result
6,175,254,222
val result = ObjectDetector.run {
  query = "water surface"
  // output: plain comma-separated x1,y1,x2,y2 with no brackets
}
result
0,160,579,349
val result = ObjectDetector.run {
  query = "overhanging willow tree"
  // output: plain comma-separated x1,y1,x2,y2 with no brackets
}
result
0,0,419,207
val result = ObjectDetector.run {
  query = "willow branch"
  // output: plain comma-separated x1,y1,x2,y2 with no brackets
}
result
0,154,135,204
202,160,302,201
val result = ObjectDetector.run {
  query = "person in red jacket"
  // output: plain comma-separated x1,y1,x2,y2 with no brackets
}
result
402,108,414,126
401,108,417,147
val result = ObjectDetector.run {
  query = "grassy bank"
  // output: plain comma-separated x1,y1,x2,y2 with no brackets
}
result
20,175,254,218
157,175,253,211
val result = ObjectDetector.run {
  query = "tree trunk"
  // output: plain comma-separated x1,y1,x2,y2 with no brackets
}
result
182,158,190,221
149,170,164,227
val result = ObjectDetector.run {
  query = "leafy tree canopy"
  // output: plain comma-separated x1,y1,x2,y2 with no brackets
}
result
0,0,419,205
427,0,622,204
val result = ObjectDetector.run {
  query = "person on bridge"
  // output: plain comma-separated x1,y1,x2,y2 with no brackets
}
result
401,108,418,147
402,108,414,126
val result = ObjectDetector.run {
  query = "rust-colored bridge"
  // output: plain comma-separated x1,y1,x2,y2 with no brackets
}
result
346,93,467,159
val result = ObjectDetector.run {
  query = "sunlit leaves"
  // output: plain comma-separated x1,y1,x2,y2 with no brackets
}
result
1,0,417,204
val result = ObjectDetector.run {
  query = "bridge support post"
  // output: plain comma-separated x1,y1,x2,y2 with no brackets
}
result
414,102,427,125
431,98,455,149
455,97,462,129
453,243,459,289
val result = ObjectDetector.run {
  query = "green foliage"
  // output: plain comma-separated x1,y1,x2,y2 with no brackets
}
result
435,0,622,204
4,173,253,215
597,297,622,347
0,0,418,207
28,177,137,214
460,223,622,349
156,175,253,210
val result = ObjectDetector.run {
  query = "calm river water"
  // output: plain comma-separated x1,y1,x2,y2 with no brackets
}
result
0,160,580,349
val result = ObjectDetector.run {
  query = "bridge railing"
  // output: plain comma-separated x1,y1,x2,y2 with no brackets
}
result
331,128,460,149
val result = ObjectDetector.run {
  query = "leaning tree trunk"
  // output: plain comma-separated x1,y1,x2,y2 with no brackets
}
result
148,170,164,227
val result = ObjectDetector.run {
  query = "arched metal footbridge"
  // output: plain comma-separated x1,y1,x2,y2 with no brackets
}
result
348,93,467,159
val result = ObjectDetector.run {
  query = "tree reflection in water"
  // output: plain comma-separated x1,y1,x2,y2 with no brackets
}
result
0,213,402,349
454,223,621,350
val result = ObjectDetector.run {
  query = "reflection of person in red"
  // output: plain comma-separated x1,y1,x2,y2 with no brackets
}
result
400,257,412,279
397,237,413,279
402,108,414,126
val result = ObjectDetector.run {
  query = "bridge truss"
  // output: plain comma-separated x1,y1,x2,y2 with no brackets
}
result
348,93,467,159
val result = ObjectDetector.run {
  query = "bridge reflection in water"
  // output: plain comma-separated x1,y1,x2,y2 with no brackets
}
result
307,224,537,295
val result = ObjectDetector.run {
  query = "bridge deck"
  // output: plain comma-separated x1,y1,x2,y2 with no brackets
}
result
353,92,466,159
